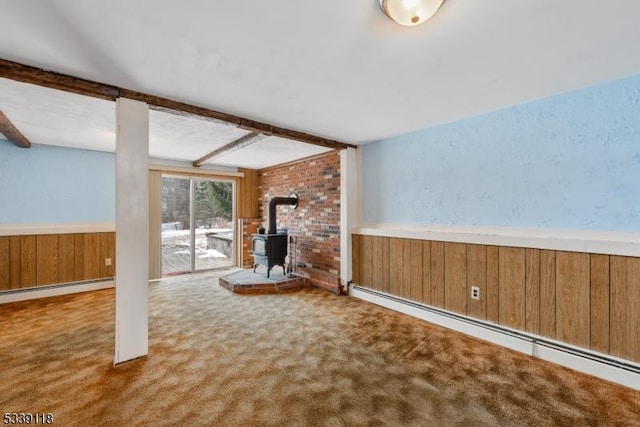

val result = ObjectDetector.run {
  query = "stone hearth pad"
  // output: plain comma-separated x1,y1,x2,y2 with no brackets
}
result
219,269,309,294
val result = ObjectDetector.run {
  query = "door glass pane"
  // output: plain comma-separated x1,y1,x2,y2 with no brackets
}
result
161,176,192,275
194,179,234,271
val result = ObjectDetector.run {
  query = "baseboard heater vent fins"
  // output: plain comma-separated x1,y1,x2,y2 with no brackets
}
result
350,285,640,390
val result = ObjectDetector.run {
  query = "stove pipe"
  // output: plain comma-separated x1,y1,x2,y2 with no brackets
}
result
268,194,298,234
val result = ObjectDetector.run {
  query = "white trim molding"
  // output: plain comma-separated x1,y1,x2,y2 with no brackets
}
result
149,163,243,178
351,285,640,391
354,223,640,257
0,222,115,236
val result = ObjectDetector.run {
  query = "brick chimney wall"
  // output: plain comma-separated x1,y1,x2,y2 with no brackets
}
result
257,152,341,293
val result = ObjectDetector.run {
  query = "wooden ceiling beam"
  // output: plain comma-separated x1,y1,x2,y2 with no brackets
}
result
0,110,31,148
193,132,264,167
0,58,357,150
0,59,119,101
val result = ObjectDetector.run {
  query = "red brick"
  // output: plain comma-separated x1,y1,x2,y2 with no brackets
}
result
255,152,341,292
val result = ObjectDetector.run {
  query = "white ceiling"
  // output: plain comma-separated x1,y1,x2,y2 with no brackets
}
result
1,0,640,164
0,77,332,168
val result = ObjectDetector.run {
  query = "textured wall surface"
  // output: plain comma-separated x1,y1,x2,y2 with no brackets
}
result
362,74,640,231
0,143,115,223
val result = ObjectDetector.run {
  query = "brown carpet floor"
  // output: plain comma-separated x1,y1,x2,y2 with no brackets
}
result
1,269,639,426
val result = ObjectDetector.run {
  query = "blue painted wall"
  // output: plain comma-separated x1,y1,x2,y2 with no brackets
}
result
0,143,115,223
362,74,640,231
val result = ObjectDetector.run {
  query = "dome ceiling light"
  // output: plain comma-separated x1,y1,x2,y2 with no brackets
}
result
379,0,447,27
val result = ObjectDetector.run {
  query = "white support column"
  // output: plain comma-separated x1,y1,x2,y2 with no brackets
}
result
114,98,149,364
340,147,359,291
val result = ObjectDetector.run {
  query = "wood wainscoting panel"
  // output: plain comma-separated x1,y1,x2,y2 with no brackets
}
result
83,233,102,280
389,237,402,296
0,237,9,290
610,256,640,362
100,232,115,278
401,239,412,299
467,244,487,320
0,231,116,292
351,234,640,363
382,237,390,294
430,241,445,309
421,240,431,305
74,234,85,281
9,236,21,289
539,250,556,339
352,234,361,285
371,236,383,292
410,240,423,302
525,248,541,334
36,235,59,286
498,247,525,330
556,251,590,348
20,235,37,288
360,235,373,289
590,254,610,354
236,168,259,219
389,238,404,297
486,246,500,323
58,234,76,284
444,242,467,315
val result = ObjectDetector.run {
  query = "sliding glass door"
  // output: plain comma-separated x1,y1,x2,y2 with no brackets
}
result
161,175,234,276
193,179,234,271
161,176,192,275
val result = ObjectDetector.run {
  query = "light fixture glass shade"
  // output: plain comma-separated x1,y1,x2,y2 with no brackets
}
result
379,0,446,27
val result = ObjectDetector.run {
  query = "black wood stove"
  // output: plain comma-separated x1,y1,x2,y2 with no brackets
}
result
252,195,298,277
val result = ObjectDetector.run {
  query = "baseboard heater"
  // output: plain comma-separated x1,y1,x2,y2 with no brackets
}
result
0,279,115,304
350,285,640,391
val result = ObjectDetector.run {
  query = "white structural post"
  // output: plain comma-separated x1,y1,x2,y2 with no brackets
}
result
114,98,149,364
340,147,359,291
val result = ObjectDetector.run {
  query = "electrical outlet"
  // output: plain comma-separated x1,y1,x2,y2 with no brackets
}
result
471,286,480,300
105,258,112,266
